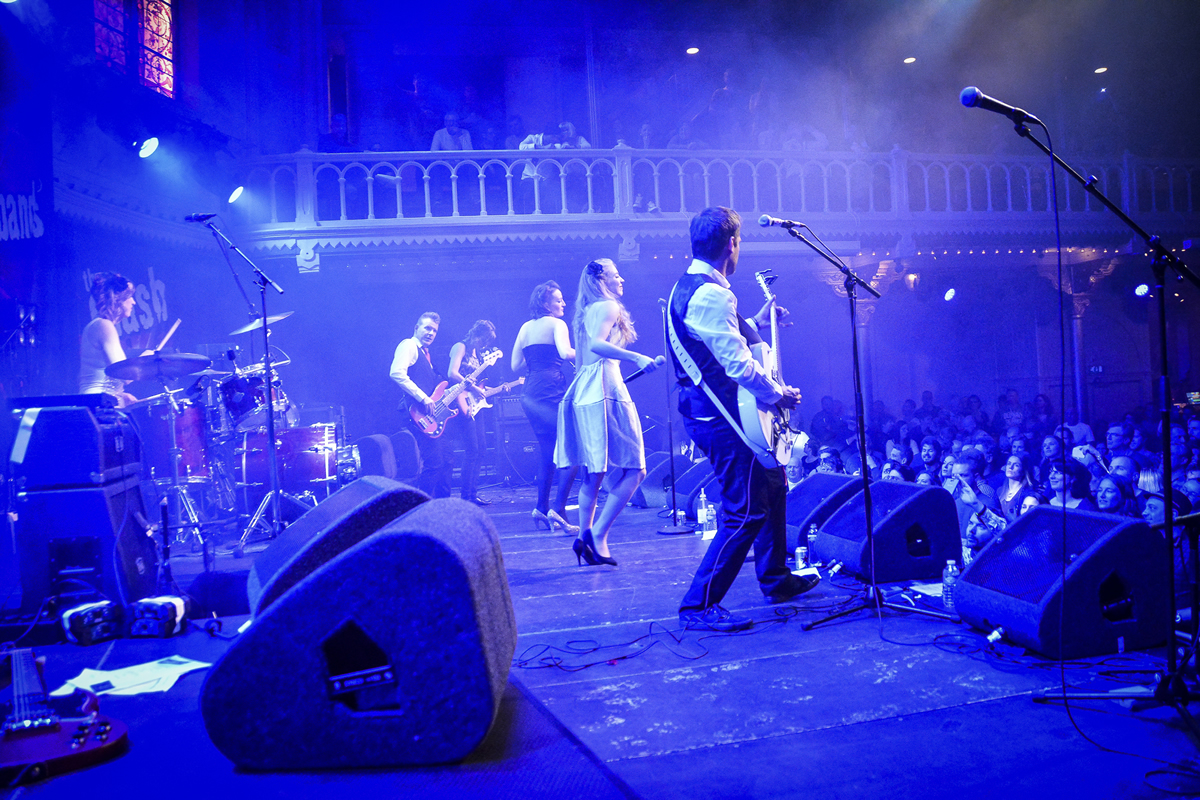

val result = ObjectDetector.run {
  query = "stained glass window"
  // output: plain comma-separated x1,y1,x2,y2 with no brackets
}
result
139,0,174,98
94,0,127,72
93,0,174,99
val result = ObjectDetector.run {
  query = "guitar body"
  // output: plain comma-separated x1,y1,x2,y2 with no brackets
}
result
2,650,129,786
409,381,458,438
459,378,524,420
737,342,793,468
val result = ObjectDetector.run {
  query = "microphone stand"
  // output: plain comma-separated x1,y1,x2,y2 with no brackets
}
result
778,226,954,629
201,222,307,550
1008,121,1200,738
656,298,690,535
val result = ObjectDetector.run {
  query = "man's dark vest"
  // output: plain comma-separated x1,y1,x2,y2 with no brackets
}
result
400,343,442,410
669,272,763,421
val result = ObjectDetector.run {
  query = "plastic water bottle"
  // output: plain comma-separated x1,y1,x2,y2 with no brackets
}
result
942,559,961,613
697,489,707,527
702,500,718,539
807,524,820,565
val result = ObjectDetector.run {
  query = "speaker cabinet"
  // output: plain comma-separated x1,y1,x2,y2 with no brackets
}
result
15,474,158,614
630,451,693,509
201,498,517,769
956,506,1170,659
786,473,863,536
811,481,960,583
10,405,140,490
247,476,429,615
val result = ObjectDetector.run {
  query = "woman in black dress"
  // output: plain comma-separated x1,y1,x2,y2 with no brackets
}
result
511,280,578,533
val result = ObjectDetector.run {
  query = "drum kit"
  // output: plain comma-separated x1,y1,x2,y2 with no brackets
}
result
106,313,358,559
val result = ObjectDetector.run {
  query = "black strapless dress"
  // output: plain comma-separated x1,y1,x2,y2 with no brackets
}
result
520,343,567,439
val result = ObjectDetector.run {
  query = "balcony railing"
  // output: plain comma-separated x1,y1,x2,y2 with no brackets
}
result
243,147,1200,230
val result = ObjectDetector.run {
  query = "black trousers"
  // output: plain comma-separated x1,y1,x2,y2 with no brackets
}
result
407,416,451,498
679,416,793,612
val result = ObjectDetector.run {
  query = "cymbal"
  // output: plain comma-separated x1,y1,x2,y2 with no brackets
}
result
106,353,213,382
189,368,233,377
230,312,294,336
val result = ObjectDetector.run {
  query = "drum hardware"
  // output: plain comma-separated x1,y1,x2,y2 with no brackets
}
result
229,311,293,336
107,352,216,562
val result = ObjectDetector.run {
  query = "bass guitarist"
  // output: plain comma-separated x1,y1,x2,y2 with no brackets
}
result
668,206,818,633
390,311,452,497
447,320,498,506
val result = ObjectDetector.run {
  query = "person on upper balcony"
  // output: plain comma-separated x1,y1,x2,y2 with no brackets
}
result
430,112,473,151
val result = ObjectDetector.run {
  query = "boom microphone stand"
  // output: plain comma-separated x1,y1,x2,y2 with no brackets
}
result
1001,120,1200,735
762,224,954,628
200,221,307,549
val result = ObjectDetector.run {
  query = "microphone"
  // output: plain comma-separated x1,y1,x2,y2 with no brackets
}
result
184,213,217,222
959,87,1042,125
759,214,804,229
625,355,666,384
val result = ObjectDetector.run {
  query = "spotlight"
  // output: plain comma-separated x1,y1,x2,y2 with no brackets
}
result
943,288,956,302
903,57,916,64
686,47,699,55
227,186,244,204
136,137,159,158
1094,67,1108,74
1134,284,1150,297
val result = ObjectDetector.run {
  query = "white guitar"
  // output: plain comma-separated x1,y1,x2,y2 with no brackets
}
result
736,270,794,467
460,377,524,419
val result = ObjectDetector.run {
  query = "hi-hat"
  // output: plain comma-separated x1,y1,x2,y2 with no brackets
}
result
106,353,213,382
189,368,233,377
230,312,294,336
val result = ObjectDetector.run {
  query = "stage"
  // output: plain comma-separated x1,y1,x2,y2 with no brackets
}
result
6,486,1197,799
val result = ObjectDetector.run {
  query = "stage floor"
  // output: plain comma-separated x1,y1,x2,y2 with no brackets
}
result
6,485,1199,799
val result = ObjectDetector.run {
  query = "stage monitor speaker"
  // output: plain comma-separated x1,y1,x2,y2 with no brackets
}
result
201,498,517,769
14,474,158,615
787,473,863,537
631,451,693,508
9,405,141,491
956,506,1170,659
811,480,959,583
246,476,428,616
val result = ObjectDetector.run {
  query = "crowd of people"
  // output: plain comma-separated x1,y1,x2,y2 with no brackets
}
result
790,388,1200,563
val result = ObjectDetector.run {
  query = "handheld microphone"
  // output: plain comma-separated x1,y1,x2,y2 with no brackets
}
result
625,355,666,384
959,87,1042,125
759,214,804,229
184,213,217,222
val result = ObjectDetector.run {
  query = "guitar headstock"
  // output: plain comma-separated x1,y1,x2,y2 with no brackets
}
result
755,270,778,302
481,348,503,367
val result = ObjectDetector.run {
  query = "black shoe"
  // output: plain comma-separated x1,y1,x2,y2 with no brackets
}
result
766,574,820,604
679,605,753,632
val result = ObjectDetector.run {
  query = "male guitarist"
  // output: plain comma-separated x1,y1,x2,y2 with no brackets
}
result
668,206,818,632
390,311,452,497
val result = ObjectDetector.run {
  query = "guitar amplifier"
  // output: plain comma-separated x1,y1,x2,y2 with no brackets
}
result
9,405,141,491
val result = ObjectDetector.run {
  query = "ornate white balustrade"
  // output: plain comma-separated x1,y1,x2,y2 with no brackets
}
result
240,147,1199,257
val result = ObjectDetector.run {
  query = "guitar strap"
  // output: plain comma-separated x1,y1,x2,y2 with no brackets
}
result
666,283,763,458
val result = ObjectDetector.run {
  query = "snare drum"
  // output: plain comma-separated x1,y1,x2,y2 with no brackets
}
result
237,424,357,510
220,373,296,432
126,396,211,483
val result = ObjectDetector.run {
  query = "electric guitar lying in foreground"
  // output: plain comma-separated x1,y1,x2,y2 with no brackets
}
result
459,377,524,419
410,348,503,438
1,647,129,787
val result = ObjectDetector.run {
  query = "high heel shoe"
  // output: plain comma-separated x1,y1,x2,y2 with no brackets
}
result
580,529,617,567
547,509,580,535
532,509,553,531
572,538,599,566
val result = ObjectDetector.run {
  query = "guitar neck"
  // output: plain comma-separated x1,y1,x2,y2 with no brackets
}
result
5,649,55,732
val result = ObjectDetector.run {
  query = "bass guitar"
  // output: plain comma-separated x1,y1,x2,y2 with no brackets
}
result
736,270,795,467
1,647,129,786
410,348,503,438
459,377,524,419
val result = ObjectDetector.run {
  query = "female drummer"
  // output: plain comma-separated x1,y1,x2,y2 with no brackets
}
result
79,272,142,407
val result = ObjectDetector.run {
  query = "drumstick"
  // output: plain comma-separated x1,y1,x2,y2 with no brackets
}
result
155,319,181,351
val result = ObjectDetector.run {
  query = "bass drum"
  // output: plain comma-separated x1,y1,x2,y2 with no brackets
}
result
236,424,359,512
